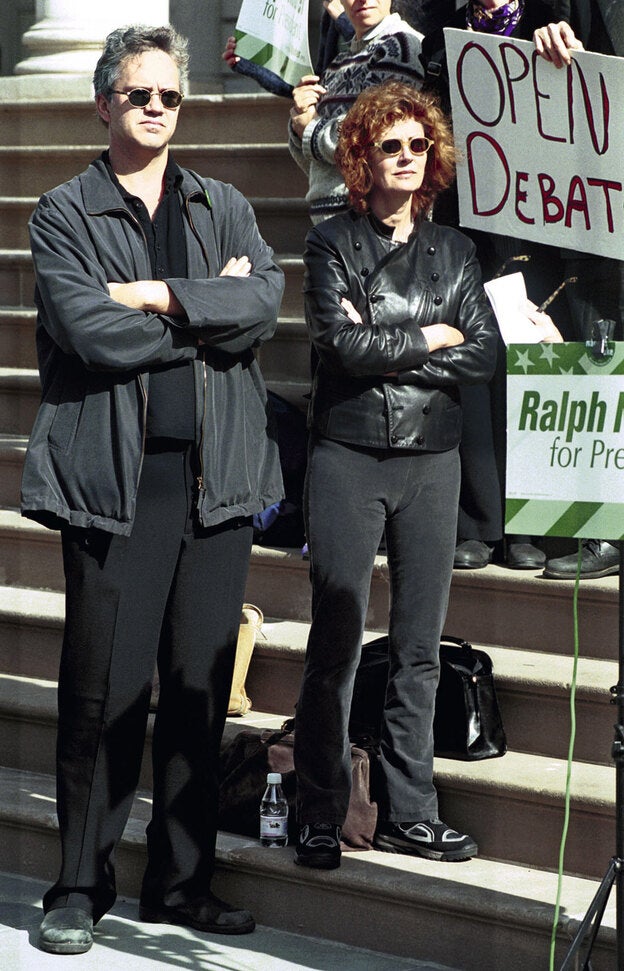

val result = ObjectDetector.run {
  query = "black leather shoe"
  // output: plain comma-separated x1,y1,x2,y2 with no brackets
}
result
453,540,493,569
543,540,620,580
39,907,94,954
139,893,255,935
506,542,546,570
294,822,341,869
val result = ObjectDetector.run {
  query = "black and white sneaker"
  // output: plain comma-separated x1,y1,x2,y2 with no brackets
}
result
294,823,342,869
374,819,477,862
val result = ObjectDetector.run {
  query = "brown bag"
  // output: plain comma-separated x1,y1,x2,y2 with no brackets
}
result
227,603,263,716
218,719,378,850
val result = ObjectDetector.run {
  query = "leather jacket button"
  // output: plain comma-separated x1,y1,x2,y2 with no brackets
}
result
422,404,431,415
390,434,398,444
416,434,425,446
354,241,362,250
433,295,443,306
361,267,369,277
427,245,436,255
431,272,440,282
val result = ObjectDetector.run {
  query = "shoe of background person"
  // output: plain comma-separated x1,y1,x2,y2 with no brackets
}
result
38,907,94,954
453,540,494,569
294,822,342,870
139,893,255,935
374,819,478,862
506,541,546,570
543,539,620,580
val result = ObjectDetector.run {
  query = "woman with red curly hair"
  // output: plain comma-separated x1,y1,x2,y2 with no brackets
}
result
293,81,498,870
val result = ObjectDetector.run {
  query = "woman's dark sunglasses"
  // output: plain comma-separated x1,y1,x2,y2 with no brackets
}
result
110,87,184,110
374,136,434,157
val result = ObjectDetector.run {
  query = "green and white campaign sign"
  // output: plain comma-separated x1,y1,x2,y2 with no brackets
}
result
234,0,313,87
506,342,624,540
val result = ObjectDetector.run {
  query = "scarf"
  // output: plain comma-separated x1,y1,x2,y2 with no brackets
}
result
466,0,525,36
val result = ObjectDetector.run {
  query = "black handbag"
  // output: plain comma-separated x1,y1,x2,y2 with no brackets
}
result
349,634,507,761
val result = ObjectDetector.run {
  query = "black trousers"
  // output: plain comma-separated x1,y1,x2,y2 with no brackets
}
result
44,442,253,922
295,437,460,825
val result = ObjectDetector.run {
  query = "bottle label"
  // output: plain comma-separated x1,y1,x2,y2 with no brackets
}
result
260,816,288,839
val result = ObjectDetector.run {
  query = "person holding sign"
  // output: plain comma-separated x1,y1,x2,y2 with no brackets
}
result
532,0,623,579
288,0,425,223
293,81,497,869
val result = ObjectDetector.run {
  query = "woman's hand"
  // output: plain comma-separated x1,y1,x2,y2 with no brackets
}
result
290,74,326,137
341,297,363,324
526,307,564,343
533,22,584,68
219,256,252,277
323,0,344,20
222,36,239,69
422,324,465,351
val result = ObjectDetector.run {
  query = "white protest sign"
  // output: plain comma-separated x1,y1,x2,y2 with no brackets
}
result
505,342,624,540
235,0,313,87
445,29,624,260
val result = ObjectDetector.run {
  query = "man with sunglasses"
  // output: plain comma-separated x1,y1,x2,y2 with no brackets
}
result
22,24,284,954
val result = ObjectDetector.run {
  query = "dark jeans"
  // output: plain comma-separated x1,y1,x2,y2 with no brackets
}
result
45,442,253,923
294,436,460,826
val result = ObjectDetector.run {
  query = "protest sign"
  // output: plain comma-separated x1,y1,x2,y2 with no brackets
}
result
234,0,312,87
445,29,624,260
506,342,624,540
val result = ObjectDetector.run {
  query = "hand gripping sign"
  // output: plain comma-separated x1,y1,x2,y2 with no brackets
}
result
445,29,624,261
234,0,313,87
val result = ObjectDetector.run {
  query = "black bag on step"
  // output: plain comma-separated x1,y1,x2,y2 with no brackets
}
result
349,634,507,761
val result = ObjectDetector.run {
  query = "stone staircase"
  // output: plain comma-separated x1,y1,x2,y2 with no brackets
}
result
0,92,619,969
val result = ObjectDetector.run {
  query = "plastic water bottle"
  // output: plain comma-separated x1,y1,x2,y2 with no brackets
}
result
259,772,288,846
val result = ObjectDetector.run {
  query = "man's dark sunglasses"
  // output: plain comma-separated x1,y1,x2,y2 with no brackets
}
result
110,87,184,110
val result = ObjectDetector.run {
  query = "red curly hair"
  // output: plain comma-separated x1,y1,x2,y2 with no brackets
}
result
335,81,456,216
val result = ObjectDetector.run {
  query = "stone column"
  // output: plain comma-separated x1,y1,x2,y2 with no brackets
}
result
15,0,169,76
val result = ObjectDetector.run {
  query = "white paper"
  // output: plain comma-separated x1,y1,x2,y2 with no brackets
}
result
484,272,542,345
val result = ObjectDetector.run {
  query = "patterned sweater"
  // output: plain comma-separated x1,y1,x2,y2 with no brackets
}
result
288,14,424,223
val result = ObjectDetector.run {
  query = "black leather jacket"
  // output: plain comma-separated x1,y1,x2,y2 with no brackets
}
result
303,211,497,452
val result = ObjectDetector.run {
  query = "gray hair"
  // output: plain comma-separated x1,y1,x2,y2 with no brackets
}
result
93,24,189,99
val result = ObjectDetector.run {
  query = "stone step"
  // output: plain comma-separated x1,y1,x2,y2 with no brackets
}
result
1,589,614,768
0,196,310,253
0,369,40,436
0,250,34,307
0,308,37,370
0,145,308,198
0,513,619,658
1,870,448,971
0,764,616,969
0,94,292,148
0,434,26,507
0,673,616,880
0,248,304,317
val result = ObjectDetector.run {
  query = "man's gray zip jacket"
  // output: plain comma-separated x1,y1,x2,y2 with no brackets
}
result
21,157,285,535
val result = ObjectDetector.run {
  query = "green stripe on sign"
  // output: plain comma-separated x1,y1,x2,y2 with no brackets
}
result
505,499,624,540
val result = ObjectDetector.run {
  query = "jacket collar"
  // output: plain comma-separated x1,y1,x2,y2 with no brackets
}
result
350,13,422,53
80,153,209,216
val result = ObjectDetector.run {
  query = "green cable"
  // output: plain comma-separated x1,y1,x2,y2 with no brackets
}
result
549,539,582,970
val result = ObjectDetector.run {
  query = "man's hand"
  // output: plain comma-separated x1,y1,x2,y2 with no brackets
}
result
422,324,465,351
219,256,252,277
222,36,239,69
290,74,326,137
108,281,184,316
533,22,584,68
526,306,564,343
